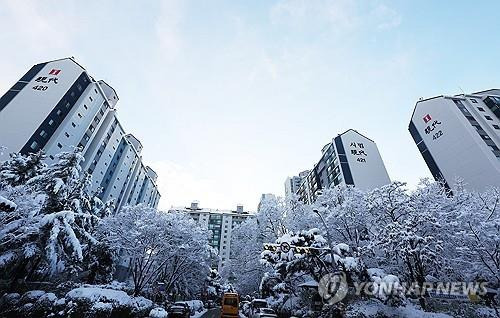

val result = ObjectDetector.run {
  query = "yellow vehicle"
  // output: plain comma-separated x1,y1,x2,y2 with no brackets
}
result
221,292,239,317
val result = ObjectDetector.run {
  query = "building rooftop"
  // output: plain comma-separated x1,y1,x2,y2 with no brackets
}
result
170,201,255,216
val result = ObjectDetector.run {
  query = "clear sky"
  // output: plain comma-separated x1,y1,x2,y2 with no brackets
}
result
1,1,500,211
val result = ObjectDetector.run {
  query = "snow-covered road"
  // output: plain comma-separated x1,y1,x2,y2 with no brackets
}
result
199,308,220,318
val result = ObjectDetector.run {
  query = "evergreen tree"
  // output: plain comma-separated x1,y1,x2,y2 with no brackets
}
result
0,148,112,284
0,151,46,188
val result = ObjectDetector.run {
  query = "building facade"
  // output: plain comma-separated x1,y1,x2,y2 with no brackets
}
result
284,170,309,199
291,129,391,204
409,89,500,192
0,57,160,211
170,202,255,271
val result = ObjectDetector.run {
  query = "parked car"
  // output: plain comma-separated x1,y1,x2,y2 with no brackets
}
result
252,308,278,318
167,302,191,318
249,299,268,317
184,300,204,314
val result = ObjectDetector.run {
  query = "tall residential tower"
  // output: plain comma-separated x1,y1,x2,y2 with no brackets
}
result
409,89,500,192
289,129,391,204
170,202,254,271
0,57,160,210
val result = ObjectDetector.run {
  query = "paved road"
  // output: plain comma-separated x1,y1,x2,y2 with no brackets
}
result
200,307,245,318
200,308,220,318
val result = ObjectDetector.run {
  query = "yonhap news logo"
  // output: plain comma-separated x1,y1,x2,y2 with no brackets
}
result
318,272,348,304
317,272,489,303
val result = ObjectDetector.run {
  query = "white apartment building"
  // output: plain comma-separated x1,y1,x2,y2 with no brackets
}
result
409,89,500,192
170,202,255,271
284,170,309,199
294,129,391,203
0,57,160,211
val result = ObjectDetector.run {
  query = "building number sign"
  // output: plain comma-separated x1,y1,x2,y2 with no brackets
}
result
32,69,61,92
350,142,367,163
423,114,443,141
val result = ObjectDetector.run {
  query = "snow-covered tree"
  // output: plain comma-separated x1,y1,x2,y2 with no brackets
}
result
99,206,212,296
257,195,289,241
0,149,110,287
0,151,46,188
224,196,316,296
0,186,45,287
371,181,446,283
446,186,500,285
313,185,371,263
223,217,269,296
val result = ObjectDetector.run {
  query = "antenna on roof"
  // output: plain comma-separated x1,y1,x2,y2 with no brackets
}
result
459,86,465,96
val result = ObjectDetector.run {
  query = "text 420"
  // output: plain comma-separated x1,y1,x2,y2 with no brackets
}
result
32,85,48,91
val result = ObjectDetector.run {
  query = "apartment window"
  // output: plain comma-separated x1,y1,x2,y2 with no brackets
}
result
94,89,98,94
493,124,500,130
65,102,71,109
65,132,70,138
485,116,493,121
78,113,82,118
56,109,62,116
477,107,485,112
57,143,63,149
70,91,75,98
39,130,48,138
83,104,88,110
30,141,38,150
471,99,478,103
89,96,93,102
71,122,76,128
49,155,54,160
77,84,83,92
48,119,54,126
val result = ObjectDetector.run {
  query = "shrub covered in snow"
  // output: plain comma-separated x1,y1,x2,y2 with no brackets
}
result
0,287,156,318
149,307,168,318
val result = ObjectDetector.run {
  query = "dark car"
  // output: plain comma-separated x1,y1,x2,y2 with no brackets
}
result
167,302,191,318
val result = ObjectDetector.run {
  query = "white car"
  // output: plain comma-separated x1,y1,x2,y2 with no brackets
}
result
252,308,278,318
249,299,268,317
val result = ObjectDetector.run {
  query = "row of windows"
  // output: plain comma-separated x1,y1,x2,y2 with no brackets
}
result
23,72,91,155
115,152,139,211
127,168,146,204
483,96,500,119
88,118,119,176
98,138,127,199
454,100,500,158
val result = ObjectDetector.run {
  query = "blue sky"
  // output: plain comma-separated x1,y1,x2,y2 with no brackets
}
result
1,1,500,211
